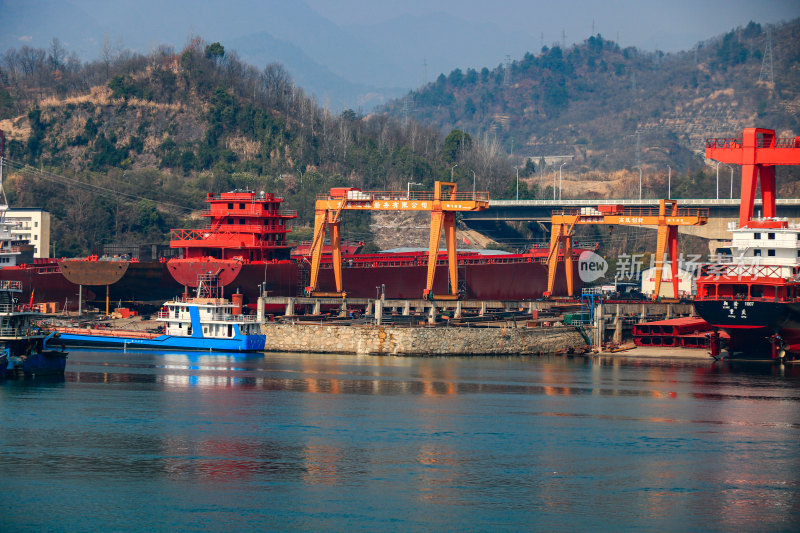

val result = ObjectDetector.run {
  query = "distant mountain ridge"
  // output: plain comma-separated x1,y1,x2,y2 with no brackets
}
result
382,19,800,178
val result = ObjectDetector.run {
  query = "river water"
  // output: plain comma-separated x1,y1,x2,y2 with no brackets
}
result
2,350,799,531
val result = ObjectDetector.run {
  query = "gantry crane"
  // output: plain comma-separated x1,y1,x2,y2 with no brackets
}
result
305,181,489,299
545,200,709,299
705,127,800,227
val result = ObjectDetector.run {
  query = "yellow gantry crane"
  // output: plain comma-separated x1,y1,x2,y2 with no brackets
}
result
545,200,709,299
305,181,489,299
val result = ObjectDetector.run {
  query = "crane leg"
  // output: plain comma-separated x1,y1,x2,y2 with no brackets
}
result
444,212,458,297
545,224,562,297
330,221,342,294
564,235,574,297
306,209,328,295
761,165,777,219
669,226,679,299
425,210,445,299
654,224,669,300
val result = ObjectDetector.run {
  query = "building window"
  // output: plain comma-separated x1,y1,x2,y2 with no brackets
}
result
754,249,762,256
34,221,38,228
754,233,761,239
768,233,775,239
768,249,776,256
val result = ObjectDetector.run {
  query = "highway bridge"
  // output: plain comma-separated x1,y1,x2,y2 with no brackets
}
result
462,198,800,250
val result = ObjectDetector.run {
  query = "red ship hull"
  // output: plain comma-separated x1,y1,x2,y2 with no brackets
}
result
311,257,578,300
165,251,581,304
0,260,88,310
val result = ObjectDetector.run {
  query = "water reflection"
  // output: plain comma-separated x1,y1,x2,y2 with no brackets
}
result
3,350,800,531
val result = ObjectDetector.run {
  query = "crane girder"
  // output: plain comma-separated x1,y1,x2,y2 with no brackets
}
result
545,200,708,299
305,181,489,299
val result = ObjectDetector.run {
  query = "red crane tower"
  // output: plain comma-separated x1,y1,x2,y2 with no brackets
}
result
705,128,800,227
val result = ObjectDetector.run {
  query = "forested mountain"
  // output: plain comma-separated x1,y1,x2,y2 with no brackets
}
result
384,19,800,199
0,20,798,258
0,37,512,256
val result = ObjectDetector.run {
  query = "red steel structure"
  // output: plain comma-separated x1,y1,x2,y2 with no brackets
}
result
705,128,800,227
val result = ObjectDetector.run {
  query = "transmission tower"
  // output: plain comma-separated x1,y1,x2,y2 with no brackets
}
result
759,26,775,85
503,55,512,86
402,96,410,127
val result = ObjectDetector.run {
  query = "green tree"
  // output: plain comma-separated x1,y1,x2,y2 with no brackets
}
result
204,42,225,61
442,129,472,164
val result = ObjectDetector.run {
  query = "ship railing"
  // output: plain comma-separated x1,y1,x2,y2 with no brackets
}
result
214,224,290,233
0,326,32,336
171,226,291,241
706,137,800,149
0,280,23,291
199,208,297,217
317,190,490,203
326,254,551,269
203,192,285,202
699,263,790,279
210,313,258,322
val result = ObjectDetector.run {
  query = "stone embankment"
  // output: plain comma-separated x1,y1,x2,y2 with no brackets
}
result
261,323,586,356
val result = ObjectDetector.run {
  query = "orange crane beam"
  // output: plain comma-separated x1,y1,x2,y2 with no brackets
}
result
706,128,800,227
305,181,489,299
545,200,708,299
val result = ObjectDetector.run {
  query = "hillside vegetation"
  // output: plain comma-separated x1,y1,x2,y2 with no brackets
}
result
1,20,799,257
1,38,510,256
385,19,800,199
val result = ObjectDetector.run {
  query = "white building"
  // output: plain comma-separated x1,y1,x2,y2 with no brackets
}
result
641,266,695,298
5,208,50,258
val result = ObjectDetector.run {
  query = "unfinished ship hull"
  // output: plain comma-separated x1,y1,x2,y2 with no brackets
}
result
0,260,88,309
310,253,579,300
58,258,182,307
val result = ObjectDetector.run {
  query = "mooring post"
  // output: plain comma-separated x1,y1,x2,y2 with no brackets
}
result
375,299,383,325
285,297,294,316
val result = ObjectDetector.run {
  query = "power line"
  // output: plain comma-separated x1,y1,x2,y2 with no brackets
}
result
1,157,194,214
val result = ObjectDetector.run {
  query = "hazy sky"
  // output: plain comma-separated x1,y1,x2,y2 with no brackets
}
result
305,0,800,52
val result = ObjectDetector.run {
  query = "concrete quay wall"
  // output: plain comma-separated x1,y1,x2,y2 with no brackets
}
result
261,323,586,356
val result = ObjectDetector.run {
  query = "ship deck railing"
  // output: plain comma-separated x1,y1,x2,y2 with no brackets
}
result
706,136,800,149
199,208,297,217
0,326,44,337
699,263,799,279
0,280,22,291
157,311,258,322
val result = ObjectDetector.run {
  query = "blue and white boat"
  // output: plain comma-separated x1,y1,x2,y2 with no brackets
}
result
54,275,266,352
